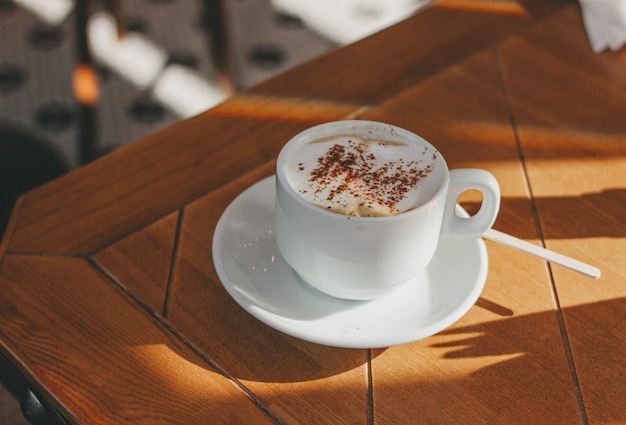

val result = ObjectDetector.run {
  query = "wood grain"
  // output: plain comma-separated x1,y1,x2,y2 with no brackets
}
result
6,113,355,256
0,2,624,424
360,46,582,424
498,6,626,423
91,211,180,315
0,255,275,424
166,163,370,424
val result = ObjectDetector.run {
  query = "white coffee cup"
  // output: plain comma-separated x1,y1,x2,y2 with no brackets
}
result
275,120,500,300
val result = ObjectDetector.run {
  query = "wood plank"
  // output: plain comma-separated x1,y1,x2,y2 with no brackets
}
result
91,211,180,315
0,255,276,424
250,0,571,105
2,0,572,257
6,101,361,257
2,2,620,424
360,48,583,423
497,5,626,423
165,162,370,424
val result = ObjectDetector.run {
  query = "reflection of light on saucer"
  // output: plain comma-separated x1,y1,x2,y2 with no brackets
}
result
236,232,279,277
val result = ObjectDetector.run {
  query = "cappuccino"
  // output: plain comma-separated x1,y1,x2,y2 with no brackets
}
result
275,120,500,300
286,135,437,217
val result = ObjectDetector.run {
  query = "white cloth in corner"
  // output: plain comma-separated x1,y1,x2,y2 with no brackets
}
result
579,0,626,52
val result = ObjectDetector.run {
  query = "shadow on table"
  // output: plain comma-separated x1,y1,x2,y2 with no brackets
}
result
100,265,621,421
464,188,626,240
411,297,624,422
215,297,622,384
0,124,68,240
233,297,623,422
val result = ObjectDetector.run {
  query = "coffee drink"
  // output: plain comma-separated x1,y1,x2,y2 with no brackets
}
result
275,120,500,300
285,135,437,217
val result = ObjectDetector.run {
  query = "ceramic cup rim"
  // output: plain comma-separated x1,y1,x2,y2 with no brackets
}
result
276,120,450,222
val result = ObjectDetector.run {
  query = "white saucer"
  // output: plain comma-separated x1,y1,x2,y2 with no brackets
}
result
212,176,488,349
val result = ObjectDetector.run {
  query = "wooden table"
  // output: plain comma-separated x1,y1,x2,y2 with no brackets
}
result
1,0,625,423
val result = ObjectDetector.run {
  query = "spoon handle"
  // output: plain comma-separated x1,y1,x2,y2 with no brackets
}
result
482,228,601,279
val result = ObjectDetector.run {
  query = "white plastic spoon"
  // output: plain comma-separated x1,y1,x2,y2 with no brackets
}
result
455,204,601,279
482,227,601,279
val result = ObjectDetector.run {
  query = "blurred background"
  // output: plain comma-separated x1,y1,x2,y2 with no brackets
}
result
0,0,431,164
0,0,430,238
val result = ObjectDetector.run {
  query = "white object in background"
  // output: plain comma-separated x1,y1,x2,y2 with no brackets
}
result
13,0,74,25
271,0,430,45
87,11,226,118
579,0,626,52
87,11,168,90
152,65,227,118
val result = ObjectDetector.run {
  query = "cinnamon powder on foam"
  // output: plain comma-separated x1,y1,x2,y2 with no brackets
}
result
296,139,435,216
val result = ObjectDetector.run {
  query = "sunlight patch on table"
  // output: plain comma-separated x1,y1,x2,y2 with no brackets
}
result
210,94,368,122
128,344,232,394
435,0,529,16
525,158,625,197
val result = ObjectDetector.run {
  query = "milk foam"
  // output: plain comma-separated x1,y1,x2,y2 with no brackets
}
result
287,136,437,217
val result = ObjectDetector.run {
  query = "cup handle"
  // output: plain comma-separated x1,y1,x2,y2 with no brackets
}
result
440,169,501,238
